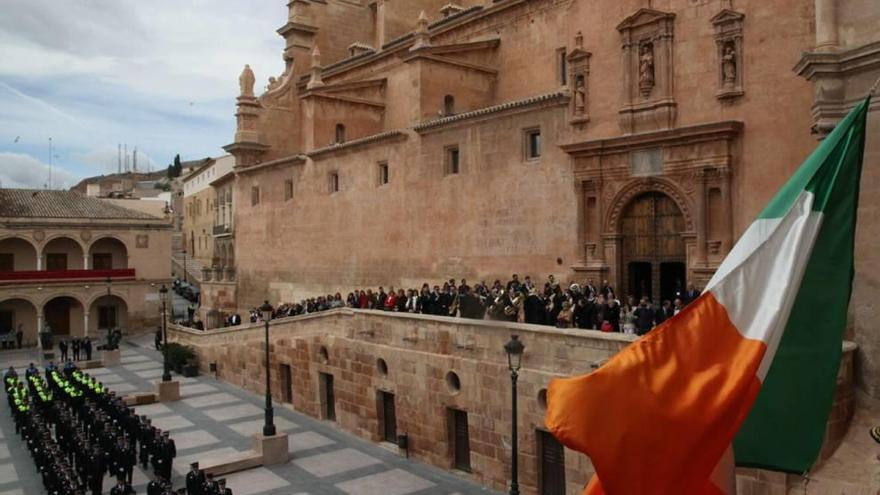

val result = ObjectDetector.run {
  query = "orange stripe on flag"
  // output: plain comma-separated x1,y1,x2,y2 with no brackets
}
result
545,293,765,494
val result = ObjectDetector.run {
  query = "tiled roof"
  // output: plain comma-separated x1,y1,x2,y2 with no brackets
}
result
414,91,568,131
0,189,160,220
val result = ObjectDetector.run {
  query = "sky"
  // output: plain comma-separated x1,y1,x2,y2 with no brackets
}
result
0,0,287,189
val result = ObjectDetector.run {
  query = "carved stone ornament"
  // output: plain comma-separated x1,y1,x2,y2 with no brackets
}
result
239,64,256,97
567,31,592,124
711,9,745,100
33,230,45,242
80,230,92,242
136,234,149,249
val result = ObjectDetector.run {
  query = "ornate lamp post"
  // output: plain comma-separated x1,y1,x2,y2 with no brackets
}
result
260,300,276,436
160,285,172,382
504,335,525,495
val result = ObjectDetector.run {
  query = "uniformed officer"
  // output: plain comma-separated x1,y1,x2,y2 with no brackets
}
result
109,475,135,495
186,462,206,495
147,473,164,495
217,479,233,495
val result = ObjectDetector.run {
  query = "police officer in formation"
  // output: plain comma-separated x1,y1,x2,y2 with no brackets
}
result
4,362,183,494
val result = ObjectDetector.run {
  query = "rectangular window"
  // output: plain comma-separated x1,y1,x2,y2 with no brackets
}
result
281,364,293,403
525,129,542,159
378,162,389,186
558,48,568,85
251,186,260,206
379,391,397,443
46,253,67,271
284,179,294,201
446,146,460,175
0,253,13,272
539,429,566,495
449,408,471,472
320,373,336,421
329,172,340,193
92,253,113,270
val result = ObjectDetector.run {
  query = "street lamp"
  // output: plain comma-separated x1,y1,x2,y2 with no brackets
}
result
160,285,171,382
504,334,525,495
182,249,188,284
260,300,276,437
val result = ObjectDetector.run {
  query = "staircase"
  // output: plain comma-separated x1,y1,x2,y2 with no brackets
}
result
171,232,204,286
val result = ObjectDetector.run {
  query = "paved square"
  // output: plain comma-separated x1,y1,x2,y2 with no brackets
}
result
335,469,435,495
151,415,195,431
203,403,263,422
179,383,218,396
223,467,290,495
182,392,240,408
121,355,152,363
294,448,381,477
0,342,497,495
0,464,17,484
132,403,173,416
124,361,163,371
172,430,220,451
227,417,298,437
288,431,335,453
173,447,241,475
135,368,164,379
97,374,125,384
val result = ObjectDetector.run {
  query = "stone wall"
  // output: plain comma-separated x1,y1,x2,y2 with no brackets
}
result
170,309,634,494
169,309,858,495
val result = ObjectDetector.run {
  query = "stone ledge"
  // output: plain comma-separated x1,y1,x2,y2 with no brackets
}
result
202,450,263,477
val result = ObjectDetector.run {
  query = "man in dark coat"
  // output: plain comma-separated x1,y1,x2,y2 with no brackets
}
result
110,476,135,495
186,462,206,495
147,474,164,495
633,297,656,336
84,336,93,360
59,340,69,361
523,289,545,325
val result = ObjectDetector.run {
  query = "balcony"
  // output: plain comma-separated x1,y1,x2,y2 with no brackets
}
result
213,224,232,236
0,269,136,283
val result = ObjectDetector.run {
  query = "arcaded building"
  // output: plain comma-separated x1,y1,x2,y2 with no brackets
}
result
0,189,173,346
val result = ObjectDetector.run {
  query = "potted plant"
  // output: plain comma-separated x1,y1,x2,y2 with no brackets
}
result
165,343,196,375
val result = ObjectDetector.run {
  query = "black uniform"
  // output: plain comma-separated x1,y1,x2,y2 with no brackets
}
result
186,469,206,495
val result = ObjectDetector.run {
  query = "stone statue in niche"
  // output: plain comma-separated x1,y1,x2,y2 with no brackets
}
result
239,64,255,97
574,74,587,114
639,42,655,95
722,42,737,86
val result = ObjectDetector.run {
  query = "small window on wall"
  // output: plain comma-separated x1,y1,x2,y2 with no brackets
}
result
251,186,260,206
329,172,340,194
378,162,389,186
444,95,455,115
525,128,541,160
335,124,346,144
557,48,568,85
446,146,460,175
284,179,294,201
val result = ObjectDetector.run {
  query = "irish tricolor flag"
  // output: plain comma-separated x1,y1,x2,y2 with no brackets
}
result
546,97,869,494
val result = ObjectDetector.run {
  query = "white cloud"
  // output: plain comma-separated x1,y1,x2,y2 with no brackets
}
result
0,0,288,181
0,151,81,189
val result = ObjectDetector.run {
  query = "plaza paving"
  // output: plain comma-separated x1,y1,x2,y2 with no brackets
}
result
0,335,500,495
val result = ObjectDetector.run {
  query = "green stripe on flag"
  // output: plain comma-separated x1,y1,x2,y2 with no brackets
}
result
734,98,869,472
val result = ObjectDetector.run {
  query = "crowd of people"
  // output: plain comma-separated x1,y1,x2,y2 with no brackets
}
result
3,360,186,494
239,275,702,336
57,337,95,362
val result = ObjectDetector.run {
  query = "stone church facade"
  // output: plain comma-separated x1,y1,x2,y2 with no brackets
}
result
223,0,822,310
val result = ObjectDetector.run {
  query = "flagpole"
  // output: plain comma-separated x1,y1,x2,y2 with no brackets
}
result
870,74,880,97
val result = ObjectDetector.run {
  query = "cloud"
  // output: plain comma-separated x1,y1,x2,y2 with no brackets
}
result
0,0,287,182
0,151,81,189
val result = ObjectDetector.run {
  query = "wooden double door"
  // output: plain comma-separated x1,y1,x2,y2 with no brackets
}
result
620,192,687,303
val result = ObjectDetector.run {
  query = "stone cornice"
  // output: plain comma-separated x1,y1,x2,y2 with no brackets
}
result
414,91,569,133
234,154,307,176
307,130,407,160
561,120,743,157
794,40,880,79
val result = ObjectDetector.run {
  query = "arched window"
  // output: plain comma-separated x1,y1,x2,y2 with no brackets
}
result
444,95,455,115
335,124,346,144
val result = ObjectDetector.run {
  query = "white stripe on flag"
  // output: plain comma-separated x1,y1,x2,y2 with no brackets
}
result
708,192,823,380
